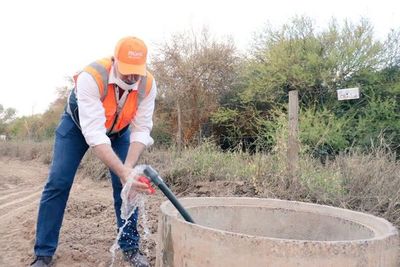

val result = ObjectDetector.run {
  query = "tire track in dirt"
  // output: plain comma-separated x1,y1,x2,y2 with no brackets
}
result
0,186,41,203
0,189,41,221
0,158,47,223
0,158,50,266
0,186,21,195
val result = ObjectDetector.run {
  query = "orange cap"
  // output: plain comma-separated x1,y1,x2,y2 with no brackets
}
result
114,36,147,75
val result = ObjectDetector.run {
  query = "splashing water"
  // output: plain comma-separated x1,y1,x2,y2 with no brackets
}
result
109,165,152,267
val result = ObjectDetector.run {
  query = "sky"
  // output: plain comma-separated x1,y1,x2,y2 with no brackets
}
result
0,0,399,116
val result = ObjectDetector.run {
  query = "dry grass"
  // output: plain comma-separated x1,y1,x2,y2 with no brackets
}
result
333,149,400,226
0,140,53,164
0,140,399,229
143,143,400,229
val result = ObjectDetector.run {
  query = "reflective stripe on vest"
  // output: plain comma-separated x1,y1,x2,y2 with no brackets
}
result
86,60,109,101
65,58,153,134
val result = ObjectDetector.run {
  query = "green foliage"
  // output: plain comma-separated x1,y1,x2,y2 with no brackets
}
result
0,104,16,135
347,96,400,149
300,107,349,157
331,67,400,153
151,120,173,148
210,105,280,152
212,16,399,157
210,107,242,147
5,84,69,141
381,29,400,68
253,108,288,151
157,141,268,184
243,17,382,107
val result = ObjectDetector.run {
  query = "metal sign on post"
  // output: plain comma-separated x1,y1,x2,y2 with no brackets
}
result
337,87,360,100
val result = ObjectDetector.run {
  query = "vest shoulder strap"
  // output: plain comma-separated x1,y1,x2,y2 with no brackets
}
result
137,71,154,105
82,58,112,101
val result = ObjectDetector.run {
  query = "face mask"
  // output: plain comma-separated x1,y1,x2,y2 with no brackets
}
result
115,77,139,91
112,64,141,91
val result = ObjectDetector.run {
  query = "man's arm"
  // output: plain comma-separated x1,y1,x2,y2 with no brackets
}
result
124,141,146,169
127,79,157,164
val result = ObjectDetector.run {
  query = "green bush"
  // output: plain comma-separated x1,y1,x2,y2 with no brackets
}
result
300,107,349,158
347,96,400,152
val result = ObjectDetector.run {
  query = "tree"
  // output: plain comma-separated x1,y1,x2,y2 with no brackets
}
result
151,28,239,149
381,29,400,69
0,104,16,135
242,17,382,107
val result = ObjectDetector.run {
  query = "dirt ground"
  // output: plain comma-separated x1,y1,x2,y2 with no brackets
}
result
0,157,255,267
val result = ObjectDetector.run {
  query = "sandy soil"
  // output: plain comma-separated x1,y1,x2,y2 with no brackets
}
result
0,157,255,267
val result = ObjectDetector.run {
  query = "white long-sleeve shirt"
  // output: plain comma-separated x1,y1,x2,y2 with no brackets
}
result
76,67,156,147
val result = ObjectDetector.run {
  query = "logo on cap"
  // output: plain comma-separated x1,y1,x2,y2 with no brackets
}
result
128,51,143,59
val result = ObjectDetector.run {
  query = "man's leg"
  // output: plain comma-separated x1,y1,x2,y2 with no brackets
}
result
109,129,140,251
34,113,89,257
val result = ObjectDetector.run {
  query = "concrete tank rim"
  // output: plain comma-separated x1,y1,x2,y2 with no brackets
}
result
159,196,399,244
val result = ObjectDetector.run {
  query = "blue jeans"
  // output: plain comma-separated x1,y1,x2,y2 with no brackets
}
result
34,113,139,256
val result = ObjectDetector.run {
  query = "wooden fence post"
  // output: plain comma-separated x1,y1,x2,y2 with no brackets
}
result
287,90,299,187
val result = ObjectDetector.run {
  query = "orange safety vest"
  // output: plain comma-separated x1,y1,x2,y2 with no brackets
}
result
66,58,153,135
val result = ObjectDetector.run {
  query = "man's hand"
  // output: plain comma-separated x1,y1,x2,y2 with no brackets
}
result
121,170,153,194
